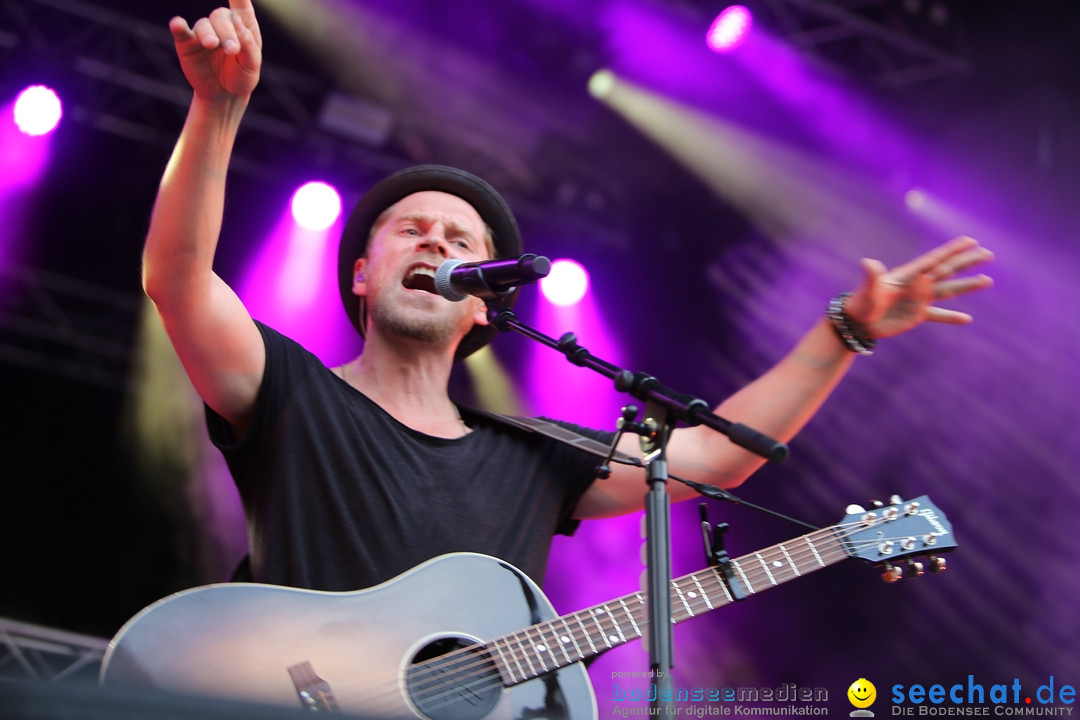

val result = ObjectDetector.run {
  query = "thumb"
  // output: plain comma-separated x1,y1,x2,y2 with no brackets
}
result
858,257,888,288
844,257,889,323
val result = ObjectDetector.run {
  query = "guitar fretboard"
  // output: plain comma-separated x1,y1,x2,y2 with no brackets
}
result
487,526,848,686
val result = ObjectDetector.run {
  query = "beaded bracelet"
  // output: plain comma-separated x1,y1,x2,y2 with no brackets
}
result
827,292,876,355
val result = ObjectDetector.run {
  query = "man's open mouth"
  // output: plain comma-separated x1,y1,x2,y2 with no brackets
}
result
402,265,438,294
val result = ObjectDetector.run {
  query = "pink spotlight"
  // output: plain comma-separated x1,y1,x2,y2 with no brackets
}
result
540,259,589,306
13,85,63,136
291,181,342,231
707,5,753,53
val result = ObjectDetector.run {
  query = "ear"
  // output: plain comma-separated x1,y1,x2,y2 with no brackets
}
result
352,258,367,297
470,296,489,327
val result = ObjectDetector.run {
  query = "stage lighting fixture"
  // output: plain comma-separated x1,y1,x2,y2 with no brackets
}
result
540,259,589,306
905,189,926,210
707,5,753,53
588,69,617,99
13,85,63,136
291,181,342,231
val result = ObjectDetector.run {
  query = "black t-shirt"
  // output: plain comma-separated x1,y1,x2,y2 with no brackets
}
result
206,321,613,591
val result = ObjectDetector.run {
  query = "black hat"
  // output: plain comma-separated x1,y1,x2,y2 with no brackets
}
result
338,165,523,360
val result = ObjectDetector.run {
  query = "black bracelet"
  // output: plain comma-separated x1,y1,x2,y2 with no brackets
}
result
827,292,876,355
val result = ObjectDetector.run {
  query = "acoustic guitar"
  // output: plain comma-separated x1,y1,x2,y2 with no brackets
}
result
100,495,954,720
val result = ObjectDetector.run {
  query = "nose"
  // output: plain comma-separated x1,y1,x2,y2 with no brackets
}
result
417,229,450,256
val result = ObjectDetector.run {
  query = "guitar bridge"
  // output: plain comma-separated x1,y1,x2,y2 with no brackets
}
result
287,660,340,712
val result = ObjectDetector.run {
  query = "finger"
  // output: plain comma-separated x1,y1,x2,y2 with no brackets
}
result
208,7,242,54
891,236,981,283
936,246,995,279
926,306,974,325
191,16,222,50
843,257,888,322
229,0,262,46
923,247,994,283
858,257,887,287
168,16,195,43
933,273,993,300
233,13,263,70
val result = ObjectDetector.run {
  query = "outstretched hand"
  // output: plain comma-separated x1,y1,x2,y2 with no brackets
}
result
844,236,994,340
169,0,262,104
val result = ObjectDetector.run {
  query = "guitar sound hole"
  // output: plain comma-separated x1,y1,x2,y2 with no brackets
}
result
406,636,502,720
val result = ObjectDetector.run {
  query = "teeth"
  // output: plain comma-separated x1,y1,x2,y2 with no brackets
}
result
402,266,438,293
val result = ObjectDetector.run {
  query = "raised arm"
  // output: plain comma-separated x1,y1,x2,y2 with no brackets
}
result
142,0,265,428
575,236,994,518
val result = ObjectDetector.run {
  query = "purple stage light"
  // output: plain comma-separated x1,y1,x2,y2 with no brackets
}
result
291,181,342,231
540,258,589,306
707,5,753,53
13,85,63,136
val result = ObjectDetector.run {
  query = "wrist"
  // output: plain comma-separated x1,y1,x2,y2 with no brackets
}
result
190,92,250,125
826,292,876,355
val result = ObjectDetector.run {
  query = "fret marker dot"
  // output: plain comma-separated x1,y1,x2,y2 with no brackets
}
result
687,592,698,598
560,636,570,644
608,635,619,644
537,645,547,653
773,561,783,568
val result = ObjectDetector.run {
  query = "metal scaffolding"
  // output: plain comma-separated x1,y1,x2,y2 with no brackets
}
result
0,0,370,183
0,617,107,684
0,263,142,390
3,0,972,196
746,0,970,88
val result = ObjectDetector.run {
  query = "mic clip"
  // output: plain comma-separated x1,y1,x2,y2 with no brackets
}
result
595,405,646,479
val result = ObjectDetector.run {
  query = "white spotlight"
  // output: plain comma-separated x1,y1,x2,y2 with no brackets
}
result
14,85,63,136
588,69,617,100
291,181,342,231
540,259,590,306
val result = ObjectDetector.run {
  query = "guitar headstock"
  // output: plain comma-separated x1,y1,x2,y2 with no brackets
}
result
837,495,955,582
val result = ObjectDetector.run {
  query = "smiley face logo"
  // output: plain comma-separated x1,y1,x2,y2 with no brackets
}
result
848,678,877,709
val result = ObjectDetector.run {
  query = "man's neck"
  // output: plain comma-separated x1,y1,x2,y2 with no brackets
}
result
341,338,468,438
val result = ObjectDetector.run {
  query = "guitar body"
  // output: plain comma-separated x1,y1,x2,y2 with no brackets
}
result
100,553,596,720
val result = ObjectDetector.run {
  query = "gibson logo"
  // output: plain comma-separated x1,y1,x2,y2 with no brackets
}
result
918,507,949,536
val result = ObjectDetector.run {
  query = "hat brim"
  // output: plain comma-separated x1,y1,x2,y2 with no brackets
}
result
338,165,523,361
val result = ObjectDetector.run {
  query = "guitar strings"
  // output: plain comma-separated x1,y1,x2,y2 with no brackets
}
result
341,519,931,714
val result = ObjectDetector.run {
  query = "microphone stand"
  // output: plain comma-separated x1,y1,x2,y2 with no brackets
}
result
485,304,789,711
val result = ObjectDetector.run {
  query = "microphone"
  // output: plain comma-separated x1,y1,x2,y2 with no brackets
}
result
434,254,551,301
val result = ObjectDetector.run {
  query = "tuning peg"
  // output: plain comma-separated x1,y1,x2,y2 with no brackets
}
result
928,556,947,574
871,499,885,509
845,504,866,515
881,564,903,583
906,560,925,577
889,494,903,505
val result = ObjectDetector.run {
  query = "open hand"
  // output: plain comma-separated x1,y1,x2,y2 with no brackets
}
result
844,236,994,339
168,0,262,104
